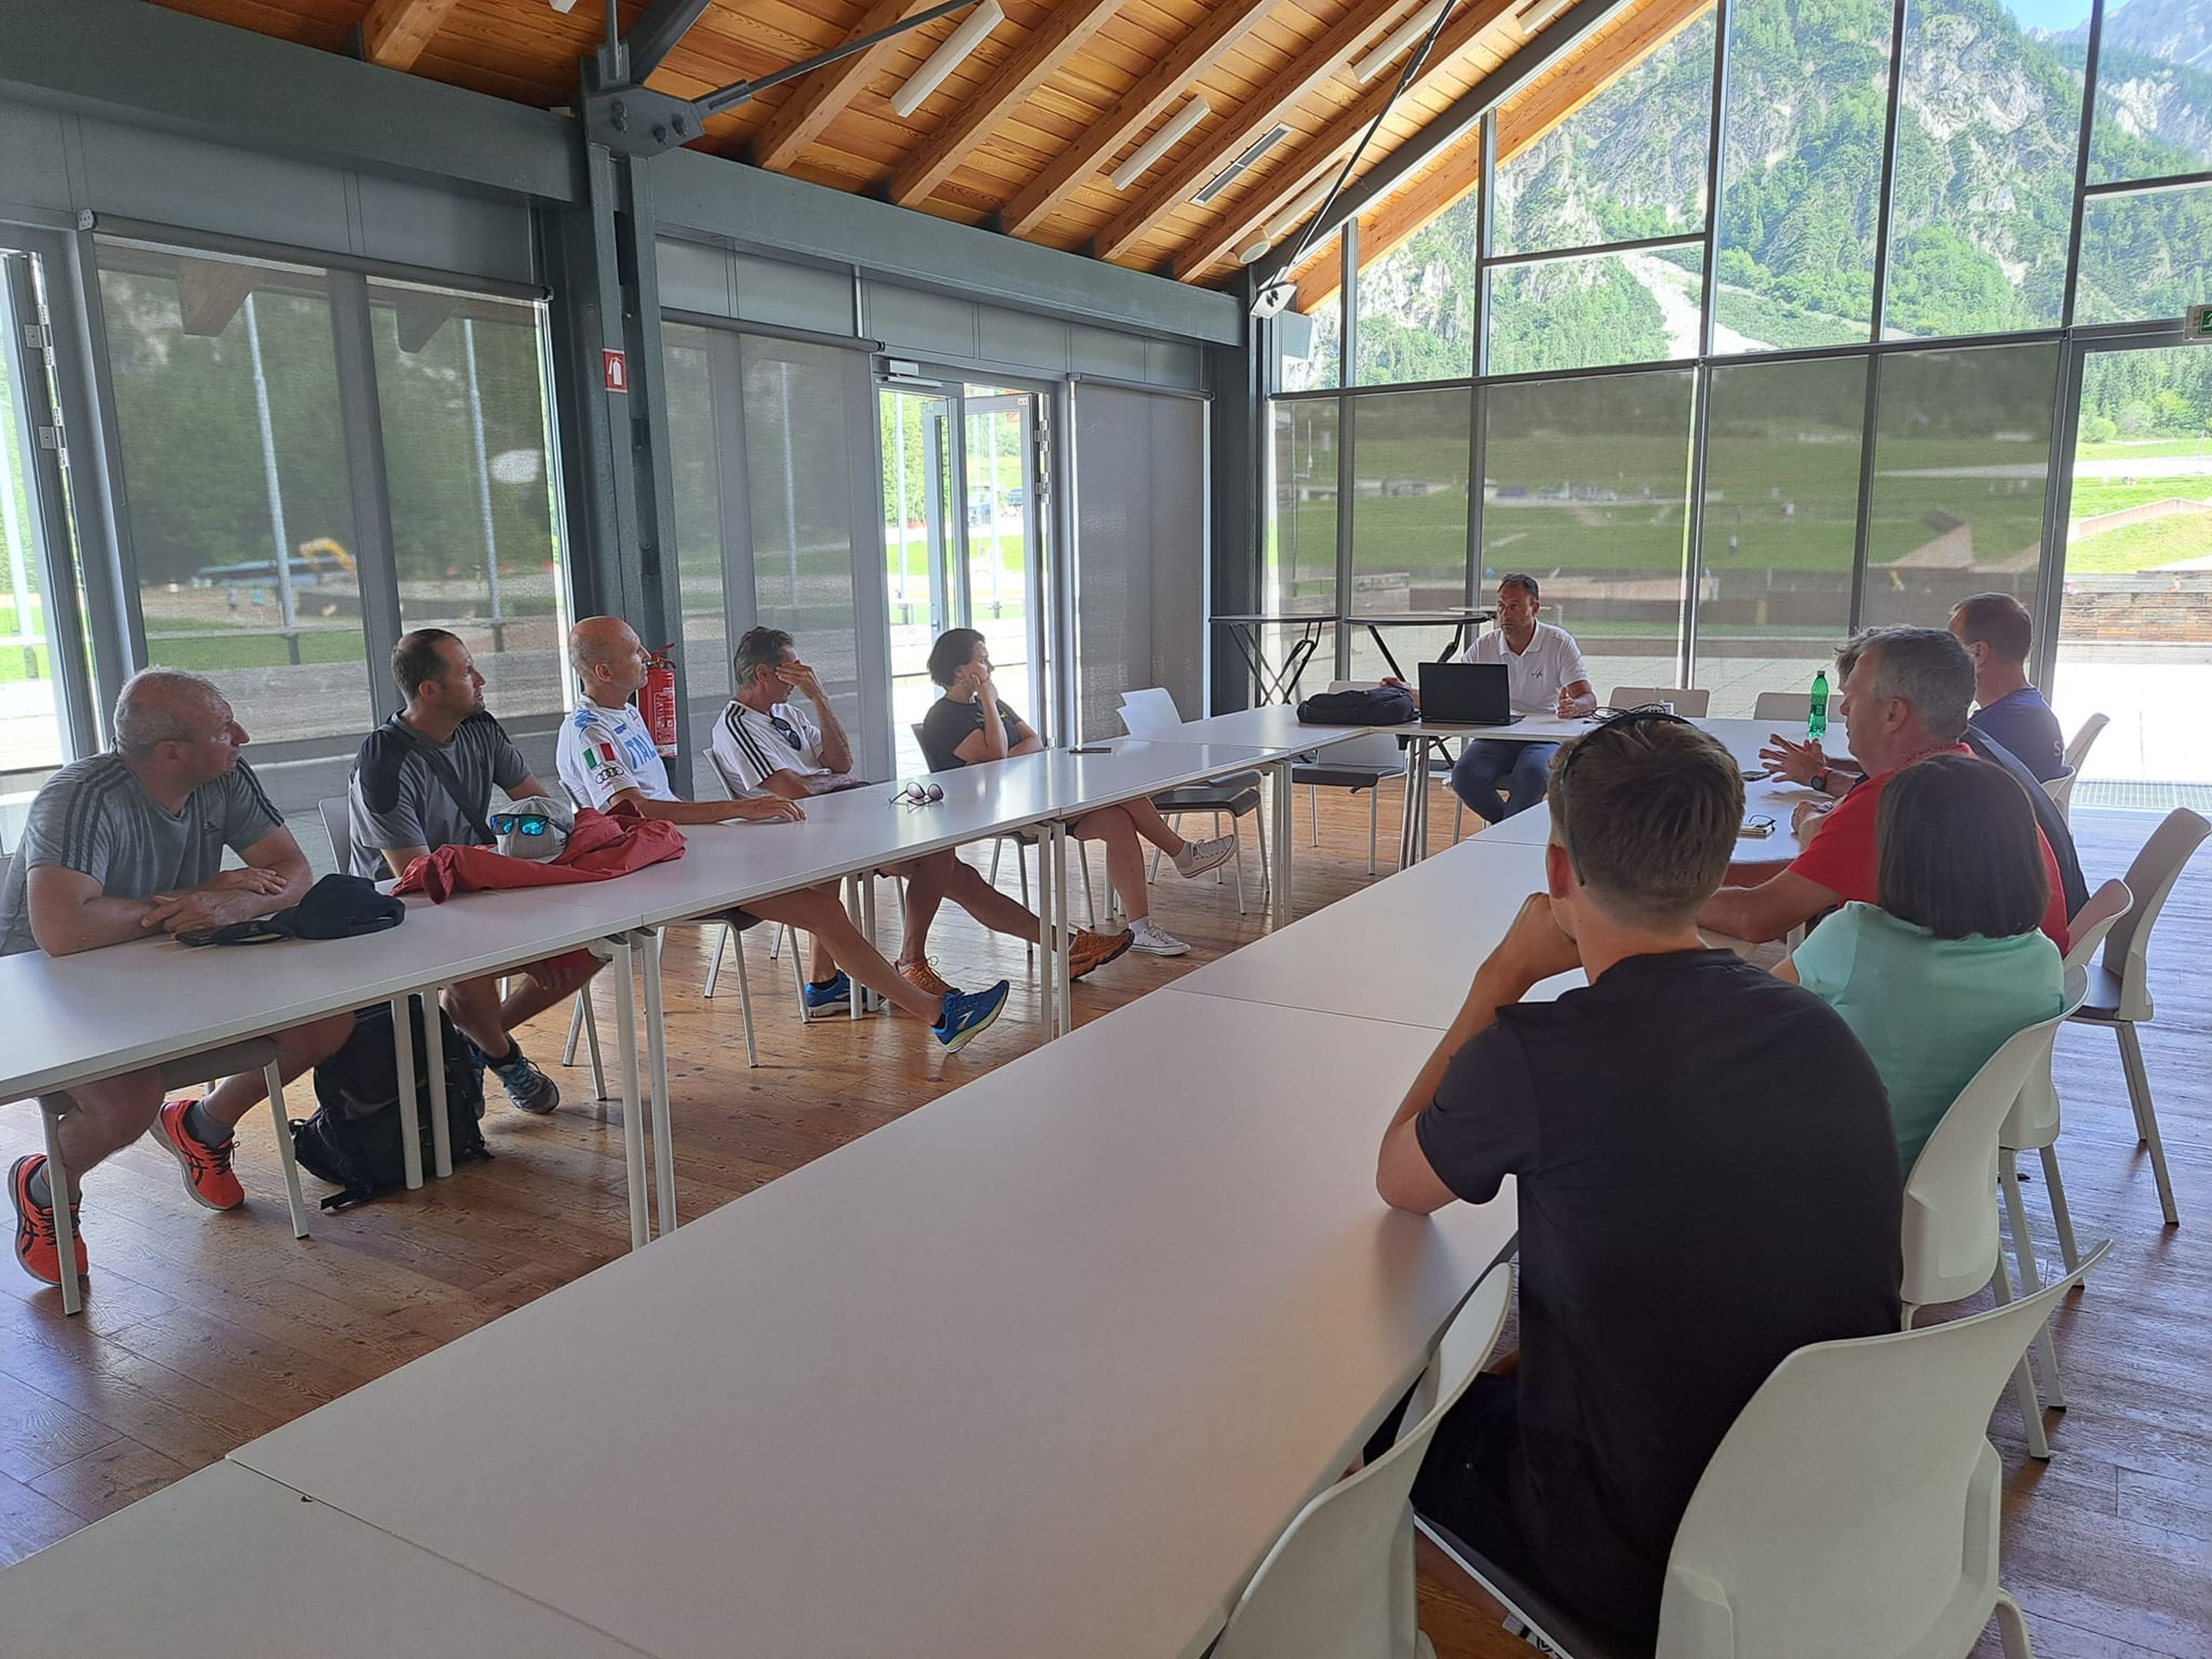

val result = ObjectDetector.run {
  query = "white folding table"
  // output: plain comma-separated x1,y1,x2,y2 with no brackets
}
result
224,989,1516,1659
0,1461,648,1658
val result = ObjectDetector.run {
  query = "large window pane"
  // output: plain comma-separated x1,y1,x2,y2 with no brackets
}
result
663,322,732,796
1352,204,1477,386
1265,398,1339,697
1713,0,1892,352
742,336,867,744
1487,245,1700,376
2084,7,2212,184
1695,356,1867,716
1346,389,1471,684
2076,179,2212,324
1491,6,1717,257
1862,342,2058,629
97,244,370,742
373,280,565,724
1883,0,2088,340
1479,370,1694,696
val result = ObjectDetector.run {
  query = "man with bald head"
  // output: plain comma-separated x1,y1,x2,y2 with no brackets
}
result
555,617,1013,1051
2,669,355,1291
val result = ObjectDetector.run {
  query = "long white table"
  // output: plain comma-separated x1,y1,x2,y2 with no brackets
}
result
224,989,1517,1659
0,1462,649,1658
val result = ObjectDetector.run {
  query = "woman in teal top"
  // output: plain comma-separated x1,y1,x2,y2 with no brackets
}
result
1781,753,2065,1178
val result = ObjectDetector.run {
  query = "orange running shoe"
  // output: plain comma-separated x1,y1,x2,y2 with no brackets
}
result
11,1154,84,1287
897,957,959,998
1067,927,1135,982
155,1098,245,1211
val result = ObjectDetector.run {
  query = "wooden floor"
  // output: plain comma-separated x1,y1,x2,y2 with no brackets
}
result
3,792,2208,1657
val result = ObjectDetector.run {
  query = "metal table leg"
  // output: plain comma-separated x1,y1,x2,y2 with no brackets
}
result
1270,760,1293,928
389,993,423,1190
608,935,648,1251
1035,830,1056,1035
637,927,676,1237
1051,820,1073,1038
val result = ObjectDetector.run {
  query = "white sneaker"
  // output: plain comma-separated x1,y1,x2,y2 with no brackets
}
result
1125,918,1190,956
1171,833,1237,879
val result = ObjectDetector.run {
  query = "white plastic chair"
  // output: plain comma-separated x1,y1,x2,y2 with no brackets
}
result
1209,1263,1514,1659
2069,807,2209,1228
1116,688,1265,913
1752,689,1838,724
2062,712,2108,776
1427,1247,2108,1659
1902,1008,2078,1460
1608,685,1710,716
2000,879,2132,1284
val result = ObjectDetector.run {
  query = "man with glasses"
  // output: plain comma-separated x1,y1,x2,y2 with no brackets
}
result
5,670,356,1290
1375,711,1900,1644
713,624,1130,1009
349,628,598,1114
557,618,1012,1051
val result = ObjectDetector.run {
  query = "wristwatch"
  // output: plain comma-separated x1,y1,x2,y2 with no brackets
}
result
1810,769,1831,794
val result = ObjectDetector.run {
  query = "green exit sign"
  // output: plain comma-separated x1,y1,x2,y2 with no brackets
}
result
2191,303,2212,343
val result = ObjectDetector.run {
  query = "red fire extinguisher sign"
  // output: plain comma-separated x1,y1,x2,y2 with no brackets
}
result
641,645,678,757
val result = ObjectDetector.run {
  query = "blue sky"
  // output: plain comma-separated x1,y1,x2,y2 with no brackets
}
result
1996,0,2095,31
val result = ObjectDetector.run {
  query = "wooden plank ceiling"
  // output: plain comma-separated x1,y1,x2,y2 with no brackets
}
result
147,0,1684,299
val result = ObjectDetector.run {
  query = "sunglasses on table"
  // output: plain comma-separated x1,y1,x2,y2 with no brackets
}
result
892,781,945,808
488,812,554,836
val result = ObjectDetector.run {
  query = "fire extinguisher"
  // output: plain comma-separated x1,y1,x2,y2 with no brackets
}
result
641,644,679,758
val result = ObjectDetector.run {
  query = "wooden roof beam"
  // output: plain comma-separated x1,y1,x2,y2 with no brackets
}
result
1290,0,1714,307
998,0,1279,239
1091,0,1437,264
356,0,462,71
752,0,945,174
1171,0,1519,281
889,0,1127,208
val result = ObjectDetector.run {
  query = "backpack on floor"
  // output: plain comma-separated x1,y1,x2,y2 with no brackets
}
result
291,1002,488,1211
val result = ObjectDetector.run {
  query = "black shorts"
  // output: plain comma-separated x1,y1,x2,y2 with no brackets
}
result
1407,1371,1541,1588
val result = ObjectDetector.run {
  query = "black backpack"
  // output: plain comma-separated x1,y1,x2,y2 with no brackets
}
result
1296,685,1417,725
291,1002,489,1210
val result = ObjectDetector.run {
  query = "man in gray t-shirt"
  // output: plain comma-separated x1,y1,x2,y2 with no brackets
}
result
345,628,598,1117
5,671,356,1295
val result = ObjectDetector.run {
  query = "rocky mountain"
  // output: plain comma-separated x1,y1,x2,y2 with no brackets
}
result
2051,0,2212,73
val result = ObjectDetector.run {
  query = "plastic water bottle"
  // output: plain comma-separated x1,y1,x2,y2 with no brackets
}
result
1809,670,1829,742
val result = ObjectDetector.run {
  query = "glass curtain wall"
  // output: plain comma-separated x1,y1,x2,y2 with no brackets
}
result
1265,0,2212,777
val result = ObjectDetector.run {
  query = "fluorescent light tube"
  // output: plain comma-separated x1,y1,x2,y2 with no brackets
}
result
1352,0,1449,84
892,0,1005,119
1110,95,1212,190
1517,0,1575,31
1265,176,1336,240
1192,124,1290,205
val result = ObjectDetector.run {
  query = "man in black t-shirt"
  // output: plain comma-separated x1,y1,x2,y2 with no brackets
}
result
1376,713,1902,1643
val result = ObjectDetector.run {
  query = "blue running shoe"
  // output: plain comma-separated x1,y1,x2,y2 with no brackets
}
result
803,972,854,1019
933,979,1010,1053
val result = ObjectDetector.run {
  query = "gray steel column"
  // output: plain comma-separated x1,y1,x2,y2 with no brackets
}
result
325,269,406,717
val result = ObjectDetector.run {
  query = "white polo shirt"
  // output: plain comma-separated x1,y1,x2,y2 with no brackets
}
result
711,699,830,799
1457,621,1590,715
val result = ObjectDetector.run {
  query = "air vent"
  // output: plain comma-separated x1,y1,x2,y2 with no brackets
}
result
1191,125,1292,207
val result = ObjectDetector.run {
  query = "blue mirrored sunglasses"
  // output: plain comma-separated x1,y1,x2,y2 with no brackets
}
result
489,813,552,836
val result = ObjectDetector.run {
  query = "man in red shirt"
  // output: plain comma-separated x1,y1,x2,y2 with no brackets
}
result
1700,627,2069,950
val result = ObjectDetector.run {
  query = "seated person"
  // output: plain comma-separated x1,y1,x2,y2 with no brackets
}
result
349,628,601,1113
709,624,1134,996
559,618,1010,1051
1374,711,1901,1644
1949,592,2066,782
913,627,1237,960
1780,753,2065,1177
1703,627,2071,949
1389,574,1597,825
3,671,356,1289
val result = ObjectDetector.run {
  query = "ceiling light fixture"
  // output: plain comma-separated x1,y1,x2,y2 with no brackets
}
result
1236,235,1273,264
1265,176,1337,241
1110,96,1213,190
891,0,1005,119
1352,0,1449,84
1192,124,1291,206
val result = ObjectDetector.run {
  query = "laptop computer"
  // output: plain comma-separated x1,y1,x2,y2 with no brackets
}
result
1419,661,1522,726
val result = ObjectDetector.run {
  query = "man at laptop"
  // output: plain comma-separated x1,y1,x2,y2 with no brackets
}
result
1389,574,1597,823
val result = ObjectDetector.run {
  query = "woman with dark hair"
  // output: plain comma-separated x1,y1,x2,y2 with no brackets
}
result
1778,753,2065,1176
918,628,1236,957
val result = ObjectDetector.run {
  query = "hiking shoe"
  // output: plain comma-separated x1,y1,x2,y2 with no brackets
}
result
897,958,959,998
11,1155,84,1287
155,1098,244,1210
1124,918,1190,957
803,972,854,1020
933,980,1011,1053
1068,927,1134,981
486,1042,561,1115
1171,834,1237,879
